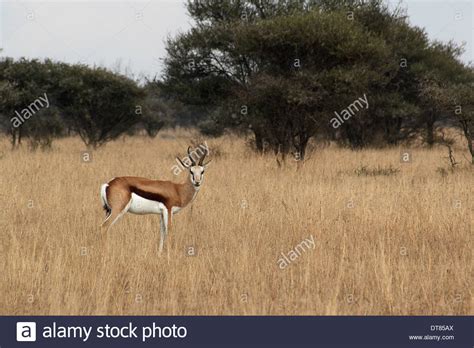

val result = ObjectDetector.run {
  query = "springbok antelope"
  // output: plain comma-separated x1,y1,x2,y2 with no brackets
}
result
100,146,210,254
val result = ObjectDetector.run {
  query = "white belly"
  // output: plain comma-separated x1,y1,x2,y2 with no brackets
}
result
128,193,165,215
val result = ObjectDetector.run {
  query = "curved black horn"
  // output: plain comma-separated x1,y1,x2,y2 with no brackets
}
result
198,147,209,165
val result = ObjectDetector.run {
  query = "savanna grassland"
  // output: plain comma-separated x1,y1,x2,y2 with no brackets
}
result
0,130,472,315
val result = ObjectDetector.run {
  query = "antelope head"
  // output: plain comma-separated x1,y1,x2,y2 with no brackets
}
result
177,146,211,188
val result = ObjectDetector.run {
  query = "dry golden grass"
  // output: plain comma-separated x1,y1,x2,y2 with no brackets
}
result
0,130,472,315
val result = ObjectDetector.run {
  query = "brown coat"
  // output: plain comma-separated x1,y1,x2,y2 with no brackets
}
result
107,176,197,210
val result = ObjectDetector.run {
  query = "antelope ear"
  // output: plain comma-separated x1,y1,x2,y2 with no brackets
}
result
203,160,212,168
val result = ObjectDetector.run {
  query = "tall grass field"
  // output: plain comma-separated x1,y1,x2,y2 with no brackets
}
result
0,130,472,315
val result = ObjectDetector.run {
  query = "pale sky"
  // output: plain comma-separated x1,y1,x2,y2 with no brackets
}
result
0,0,472,80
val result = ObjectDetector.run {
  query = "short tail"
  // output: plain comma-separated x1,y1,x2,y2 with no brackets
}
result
100,183,111,216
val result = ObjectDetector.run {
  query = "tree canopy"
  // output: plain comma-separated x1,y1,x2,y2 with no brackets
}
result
161,0,474,160
0,58,164,148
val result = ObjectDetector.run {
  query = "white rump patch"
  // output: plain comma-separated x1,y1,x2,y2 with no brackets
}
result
100,183,109,209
